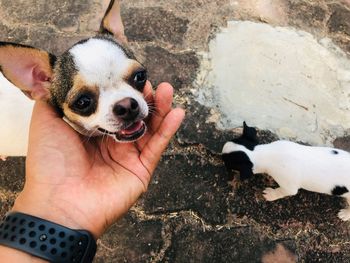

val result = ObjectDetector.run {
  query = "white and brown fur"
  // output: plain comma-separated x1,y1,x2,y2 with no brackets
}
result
0,0,149,157
222,122,350,221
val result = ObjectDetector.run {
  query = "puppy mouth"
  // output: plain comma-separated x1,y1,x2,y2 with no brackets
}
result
98,121,147,142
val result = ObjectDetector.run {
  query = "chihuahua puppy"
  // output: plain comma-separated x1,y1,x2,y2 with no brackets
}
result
0,0,148,157
222,122,350,221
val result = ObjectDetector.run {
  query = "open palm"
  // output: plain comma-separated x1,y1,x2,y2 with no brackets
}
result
13,82,185,239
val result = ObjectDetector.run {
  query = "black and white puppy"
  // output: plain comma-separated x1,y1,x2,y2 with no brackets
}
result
0,0,148,157
222,122,350,221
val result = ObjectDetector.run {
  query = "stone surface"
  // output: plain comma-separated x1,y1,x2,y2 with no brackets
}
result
178,102,241,153
94,213,164,262
288,1,327,29
334,136,350,152
164,223,297,263
123,7,189,46
0,158,25,192
0,0,91,29
144,46,199,89
0,0,350,262
140,154,230,224
328,3,350,36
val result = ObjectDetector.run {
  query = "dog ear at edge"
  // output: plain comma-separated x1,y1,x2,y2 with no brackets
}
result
0,42,56,100
243,121,257,139
99,0,128,44
242,121,259,143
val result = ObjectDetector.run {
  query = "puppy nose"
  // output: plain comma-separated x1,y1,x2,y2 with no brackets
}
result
113,98,140,121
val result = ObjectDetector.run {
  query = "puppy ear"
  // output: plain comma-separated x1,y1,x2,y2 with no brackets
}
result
100,0,128,44
222,151,254,180
242,121,258,142
0,42,56,100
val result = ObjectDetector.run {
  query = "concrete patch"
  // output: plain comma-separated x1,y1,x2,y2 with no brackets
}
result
195,21,350,145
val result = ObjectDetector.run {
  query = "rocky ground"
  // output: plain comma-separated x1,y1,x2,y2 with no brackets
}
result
1,0,350,262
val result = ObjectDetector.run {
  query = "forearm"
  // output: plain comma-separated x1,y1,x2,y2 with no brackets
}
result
0,245,47,263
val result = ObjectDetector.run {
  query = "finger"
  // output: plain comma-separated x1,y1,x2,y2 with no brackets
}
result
143,81,154,104
31,101,60,122
141,81,154,132
27,101,82,167
29,101,79,148
140,107,185,175
151,82,174,131
30,101,61,132
136,83,174,150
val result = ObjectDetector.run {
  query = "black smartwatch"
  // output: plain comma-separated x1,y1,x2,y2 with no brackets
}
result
0,212,96,263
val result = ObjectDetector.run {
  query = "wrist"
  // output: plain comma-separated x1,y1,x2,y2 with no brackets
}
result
12,189,101,240
0,211,97,262
0,245,48,263
13,192,83,232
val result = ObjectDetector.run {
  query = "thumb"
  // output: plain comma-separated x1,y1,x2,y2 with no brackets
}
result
31,101,60,124
140,107,185,176
29,101,67,143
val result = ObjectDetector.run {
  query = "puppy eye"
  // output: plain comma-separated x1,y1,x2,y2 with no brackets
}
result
74,95,92,110
132,70,147,91
69,90,97,116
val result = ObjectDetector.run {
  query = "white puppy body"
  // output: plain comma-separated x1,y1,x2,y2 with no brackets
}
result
0,75,33,157
222,123,350,221
223,141,350,196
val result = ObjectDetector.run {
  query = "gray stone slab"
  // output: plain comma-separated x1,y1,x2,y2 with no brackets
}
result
0,191,17,217
0,157,25,192
178,102,233,153
144,46,199,89
123,7,189,45
164,223,297,263
140,154,230,224
0,0,91,29
304,250,350,263
0,24,28,43
288,1,327,28
328,3,350,36
334,136,350,152
95,213,163,263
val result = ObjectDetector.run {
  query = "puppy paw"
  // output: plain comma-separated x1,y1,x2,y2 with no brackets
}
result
263,187,281,201
0,155,7,161
338,209,350,221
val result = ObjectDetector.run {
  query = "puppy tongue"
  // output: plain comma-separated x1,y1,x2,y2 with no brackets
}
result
121,121,143,135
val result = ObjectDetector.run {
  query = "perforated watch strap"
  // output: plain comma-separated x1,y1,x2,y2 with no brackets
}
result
0,212,96,263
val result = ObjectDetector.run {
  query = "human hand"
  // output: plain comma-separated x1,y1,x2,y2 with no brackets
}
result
12,82,185,239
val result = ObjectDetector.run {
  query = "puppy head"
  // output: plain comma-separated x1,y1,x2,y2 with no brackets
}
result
232,121,259,150
222,142,254,180
0,0,149,142
221,122,258,180
51,35,148,141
